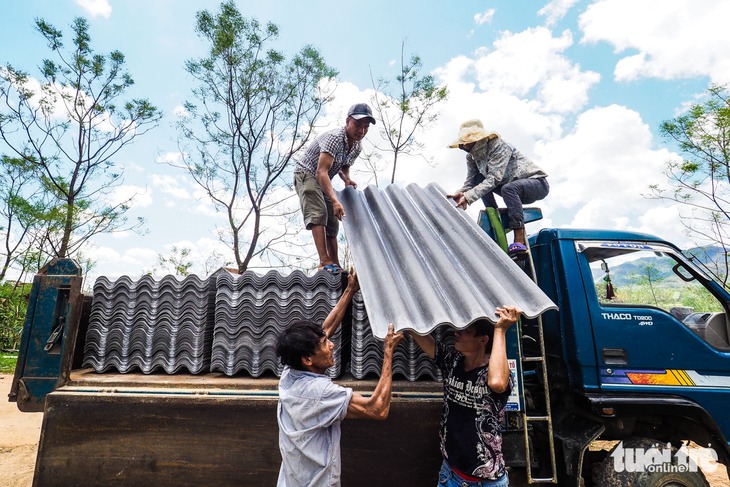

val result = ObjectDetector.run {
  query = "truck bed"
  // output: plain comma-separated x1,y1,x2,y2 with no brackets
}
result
66,368,444,396
33,369,444,486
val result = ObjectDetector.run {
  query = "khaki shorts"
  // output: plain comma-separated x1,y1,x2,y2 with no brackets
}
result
294,172,339,237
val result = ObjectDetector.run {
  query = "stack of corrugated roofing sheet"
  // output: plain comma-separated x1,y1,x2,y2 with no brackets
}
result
351,291,450,381
211,269,345,377
82,183,557,380
339,183,558,338
83,274,216,374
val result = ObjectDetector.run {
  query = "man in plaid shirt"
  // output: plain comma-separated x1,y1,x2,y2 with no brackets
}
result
293,103,375,275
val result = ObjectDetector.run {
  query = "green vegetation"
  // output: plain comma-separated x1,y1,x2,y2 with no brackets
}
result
594,250,727,313
651,83,730,289
0,282,30,351
0,353,18,374
599,281,724,313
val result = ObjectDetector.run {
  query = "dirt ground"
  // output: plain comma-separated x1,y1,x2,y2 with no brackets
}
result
1,373,729,486
0,375,42,487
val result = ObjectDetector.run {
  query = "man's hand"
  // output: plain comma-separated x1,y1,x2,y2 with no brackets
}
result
347,267,360,292
495,306,521,330
383,323,405,355
333,200,346,220
446,192,468,210
339,169,357,189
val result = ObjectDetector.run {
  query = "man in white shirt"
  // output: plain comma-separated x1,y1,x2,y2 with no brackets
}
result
275,270,403,486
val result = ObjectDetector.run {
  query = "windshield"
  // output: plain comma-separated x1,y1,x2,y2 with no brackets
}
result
578,241,729,350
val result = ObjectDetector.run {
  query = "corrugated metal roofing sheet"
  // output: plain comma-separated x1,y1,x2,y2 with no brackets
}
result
84,274,217,374
339,183,558,339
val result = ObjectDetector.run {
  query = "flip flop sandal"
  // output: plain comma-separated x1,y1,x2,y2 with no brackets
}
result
321,264,341,275
508,243,528,256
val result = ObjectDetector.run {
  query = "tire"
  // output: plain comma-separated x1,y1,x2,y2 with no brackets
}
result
638,471,710,487
594,437,710,487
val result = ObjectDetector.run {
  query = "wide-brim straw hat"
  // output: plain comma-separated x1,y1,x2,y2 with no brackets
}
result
448,119,497,148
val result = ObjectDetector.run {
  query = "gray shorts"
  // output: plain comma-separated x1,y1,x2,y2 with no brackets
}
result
294,171,339,237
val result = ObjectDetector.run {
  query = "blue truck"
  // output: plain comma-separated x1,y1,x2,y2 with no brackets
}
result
9,207,730,486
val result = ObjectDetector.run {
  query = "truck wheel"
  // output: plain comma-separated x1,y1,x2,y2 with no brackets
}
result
594,437,710,487
637,471,709,487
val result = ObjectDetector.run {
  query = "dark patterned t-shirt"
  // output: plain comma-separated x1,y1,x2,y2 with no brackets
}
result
435,342,512,480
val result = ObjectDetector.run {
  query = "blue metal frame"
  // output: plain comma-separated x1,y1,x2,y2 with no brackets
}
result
11,259,83,411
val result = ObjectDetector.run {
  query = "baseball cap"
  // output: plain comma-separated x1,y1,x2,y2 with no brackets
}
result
347,103,376,125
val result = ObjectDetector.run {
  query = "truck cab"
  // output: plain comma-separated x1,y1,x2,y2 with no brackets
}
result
528,228,730,484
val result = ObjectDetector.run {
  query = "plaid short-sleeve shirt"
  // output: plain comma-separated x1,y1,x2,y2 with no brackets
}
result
294,126,361,179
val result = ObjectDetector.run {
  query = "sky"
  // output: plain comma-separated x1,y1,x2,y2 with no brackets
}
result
1,0,729,284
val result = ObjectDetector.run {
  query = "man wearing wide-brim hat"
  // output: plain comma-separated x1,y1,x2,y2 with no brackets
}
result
446,119,549,257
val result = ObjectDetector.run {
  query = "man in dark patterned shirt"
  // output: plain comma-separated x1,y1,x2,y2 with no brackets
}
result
293,103,375,275
409,306,520,487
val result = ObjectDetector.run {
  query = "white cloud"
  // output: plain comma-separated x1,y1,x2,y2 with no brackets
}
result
579,0,730,84
638,204,693,248
172,105,188,117
471,27,600,113
538,0,580,26
109,184,152,208
348,26,598,204
151,174,193,200
474,9,496,25
156,151,184,165
75,0,112,19
539,104,662,207
533,104,689,242
84,245,120,264
121,247,158,266
432,56,474,90
82,244,154,280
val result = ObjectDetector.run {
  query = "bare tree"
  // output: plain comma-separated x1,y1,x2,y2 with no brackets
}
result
0,17,161,261
171,2,337,273
366,43,448,185
649,84,730,288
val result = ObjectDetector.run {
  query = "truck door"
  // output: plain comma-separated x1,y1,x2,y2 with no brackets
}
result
576,241,730,438
9,259,85,412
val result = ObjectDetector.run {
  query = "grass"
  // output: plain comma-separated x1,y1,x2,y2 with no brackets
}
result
0,354,18,374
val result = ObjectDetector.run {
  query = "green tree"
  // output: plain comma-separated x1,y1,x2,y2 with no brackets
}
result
0,156,44,281
0,154,71,283
172,2,337,273
0,17,161,261
152,245,193,277
367,43,448,185
628,263,665,307
650,83,730,288
0,281,31,351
